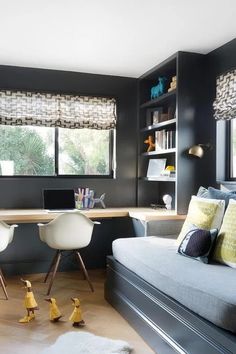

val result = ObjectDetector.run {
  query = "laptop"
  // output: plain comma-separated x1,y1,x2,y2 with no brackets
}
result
43,189,77,212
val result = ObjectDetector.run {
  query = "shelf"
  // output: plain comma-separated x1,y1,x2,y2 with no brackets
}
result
140,118,176,132
141,177,176,182
142,148,176,156
140,90,176,109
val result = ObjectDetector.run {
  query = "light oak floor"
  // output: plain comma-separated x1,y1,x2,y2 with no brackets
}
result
0,269,154,354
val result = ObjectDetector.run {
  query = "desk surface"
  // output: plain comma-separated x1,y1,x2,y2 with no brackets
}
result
0,208,186,223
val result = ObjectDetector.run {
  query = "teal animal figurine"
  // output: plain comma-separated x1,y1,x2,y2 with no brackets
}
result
151,77,167,99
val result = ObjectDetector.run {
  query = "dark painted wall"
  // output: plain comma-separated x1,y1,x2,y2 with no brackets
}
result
0,66,138,275
0,65,138,208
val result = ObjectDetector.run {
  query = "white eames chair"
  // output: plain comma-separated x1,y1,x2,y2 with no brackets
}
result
0,221,18,299
38,212,98,295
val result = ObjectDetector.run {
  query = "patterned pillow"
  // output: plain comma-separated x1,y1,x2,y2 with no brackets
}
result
177,226,218,263
176,196,225,244
213,199,236,268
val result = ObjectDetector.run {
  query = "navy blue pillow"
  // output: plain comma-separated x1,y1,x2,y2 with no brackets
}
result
208,187,236,208
177,226,218,264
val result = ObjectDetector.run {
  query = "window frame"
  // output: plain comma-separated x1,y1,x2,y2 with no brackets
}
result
0,126,115,179
225,119,236,181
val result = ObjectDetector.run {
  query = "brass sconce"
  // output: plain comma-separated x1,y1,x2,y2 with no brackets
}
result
188,143,212,158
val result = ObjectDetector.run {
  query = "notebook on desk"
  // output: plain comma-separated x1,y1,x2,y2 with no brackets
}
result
43,189,77,212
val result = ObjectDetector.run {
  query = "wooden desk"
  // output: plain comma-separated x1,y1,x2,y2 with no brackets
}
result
0,208,186,224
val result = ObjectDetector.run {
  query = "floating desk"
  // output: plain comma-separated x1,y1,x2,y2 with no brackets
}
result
0,208,186,224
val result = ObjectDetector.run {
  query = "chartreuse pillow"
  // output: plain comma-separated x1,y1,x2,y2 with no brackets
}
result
176,196,225,244
213,199,236,268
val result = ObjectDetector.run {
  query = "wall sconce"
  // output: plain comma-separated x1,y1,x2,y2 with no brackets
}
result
188,143,212,158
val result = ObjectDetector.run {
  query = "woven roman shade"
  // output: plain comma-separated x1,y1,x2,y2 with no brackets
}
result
213,69,236,121
0,90,116,129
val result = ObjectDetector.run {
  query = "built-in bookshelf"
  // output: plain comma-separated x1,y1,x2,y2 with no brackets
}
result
137,51,207,213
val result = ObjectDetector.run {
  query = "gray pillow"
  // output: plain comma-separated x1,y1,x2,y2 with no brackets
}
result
196,186,210,198
208,187,236,208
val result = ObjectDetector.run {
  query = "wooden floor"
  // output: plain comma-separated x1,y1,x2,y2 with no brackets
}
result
0,269,154,354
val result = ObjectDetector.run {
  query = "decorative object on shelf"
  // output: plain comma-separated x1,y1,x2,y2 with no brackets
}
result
188,143,212,158
146,107,163,126
144,135,155,152
150,77,167,99
45,298,62,322
69,298,85,327
213,69,236,120
19,279,39,323
90,193,106,209
168,76,177,92
160,165,176,178
147,159,166,178
163,194,172,210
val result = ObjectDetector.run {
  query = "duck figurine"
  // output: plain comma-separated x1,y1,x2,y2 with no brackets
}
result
69,298,85,327
45,298,62,322
19,279,39,323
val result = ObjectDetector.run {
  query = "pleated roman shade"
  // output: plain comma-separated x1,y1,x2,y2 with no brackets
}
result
213,69,236,121
0,90,117,129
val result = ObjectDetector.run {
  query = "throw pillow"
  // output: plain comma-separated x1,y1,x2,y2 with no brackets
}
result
208,187,236,208
213,199,236,268
176,196,225,244
177,226,218,263
196,186,210,198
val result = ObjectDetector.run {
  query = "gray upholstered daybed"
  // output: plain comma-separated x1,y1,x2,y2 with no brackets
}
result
105,224,236,354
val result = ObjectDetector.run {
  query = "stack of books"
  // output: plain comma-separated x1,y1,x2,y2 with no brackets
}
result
155,130,175,150
160,169,176,178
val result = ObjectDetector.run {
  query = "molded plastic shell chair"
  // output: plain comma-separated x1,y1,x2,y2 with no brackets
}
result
0,221,18,299
38,212,99,295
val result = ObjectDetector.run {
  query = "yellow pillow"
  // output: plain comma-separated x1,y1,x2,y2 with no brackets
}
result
213,199,236,268
177,196,225,244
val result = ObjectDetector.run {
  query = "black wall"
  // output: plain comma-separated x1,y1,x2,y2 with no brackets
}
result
0,65,138,208
0,66,138,275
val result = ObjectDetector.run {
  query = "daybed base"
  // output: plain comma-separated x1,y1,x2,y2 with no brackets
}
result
104,256,236,354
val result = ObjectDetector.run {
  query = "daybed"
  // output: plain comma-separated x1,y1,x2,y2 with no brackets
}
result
104,220,236,354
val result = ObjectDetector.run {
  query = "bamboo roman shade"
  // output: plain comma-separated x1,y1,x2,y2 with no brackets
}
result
0,90,116,129
213,69,236,121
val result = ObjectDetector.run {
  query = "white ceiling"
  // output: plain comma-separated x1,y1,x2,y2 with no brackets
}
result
0,0,235,78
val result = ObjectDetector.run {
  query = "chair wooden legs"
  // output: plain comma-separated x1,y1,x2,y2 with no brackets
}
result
75,251,94,292
0,268,8,300
46,251,61,296
45,250,94,295
44,250,60,283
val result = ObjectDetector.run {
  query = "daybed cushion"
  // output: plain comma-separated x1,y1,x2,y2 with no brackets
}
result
112,236,236,333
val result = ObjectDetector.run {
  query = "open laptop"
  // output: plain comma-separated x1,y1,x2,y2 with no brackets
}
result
43,189,77,212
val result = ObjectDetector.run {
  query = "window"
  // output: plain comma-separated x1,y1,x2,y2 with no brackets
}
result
0,90,116,177
0,125,113,177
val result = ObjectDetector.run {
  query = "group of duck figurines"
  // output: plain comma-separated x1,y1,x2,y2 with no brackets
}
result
19,279,85,327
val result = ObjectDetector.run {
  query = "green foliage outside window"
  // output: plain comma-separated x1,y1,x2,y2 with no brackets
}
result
0,126,111,176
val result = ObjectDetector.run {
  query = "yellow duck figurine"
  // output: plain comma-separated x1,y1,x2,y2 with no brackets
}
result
45,298,62,322
69,298,85,327
19,279,39,323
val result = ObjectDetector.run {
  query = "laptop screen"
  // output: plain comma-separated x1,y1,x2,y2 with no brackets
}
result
43,189,75,210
